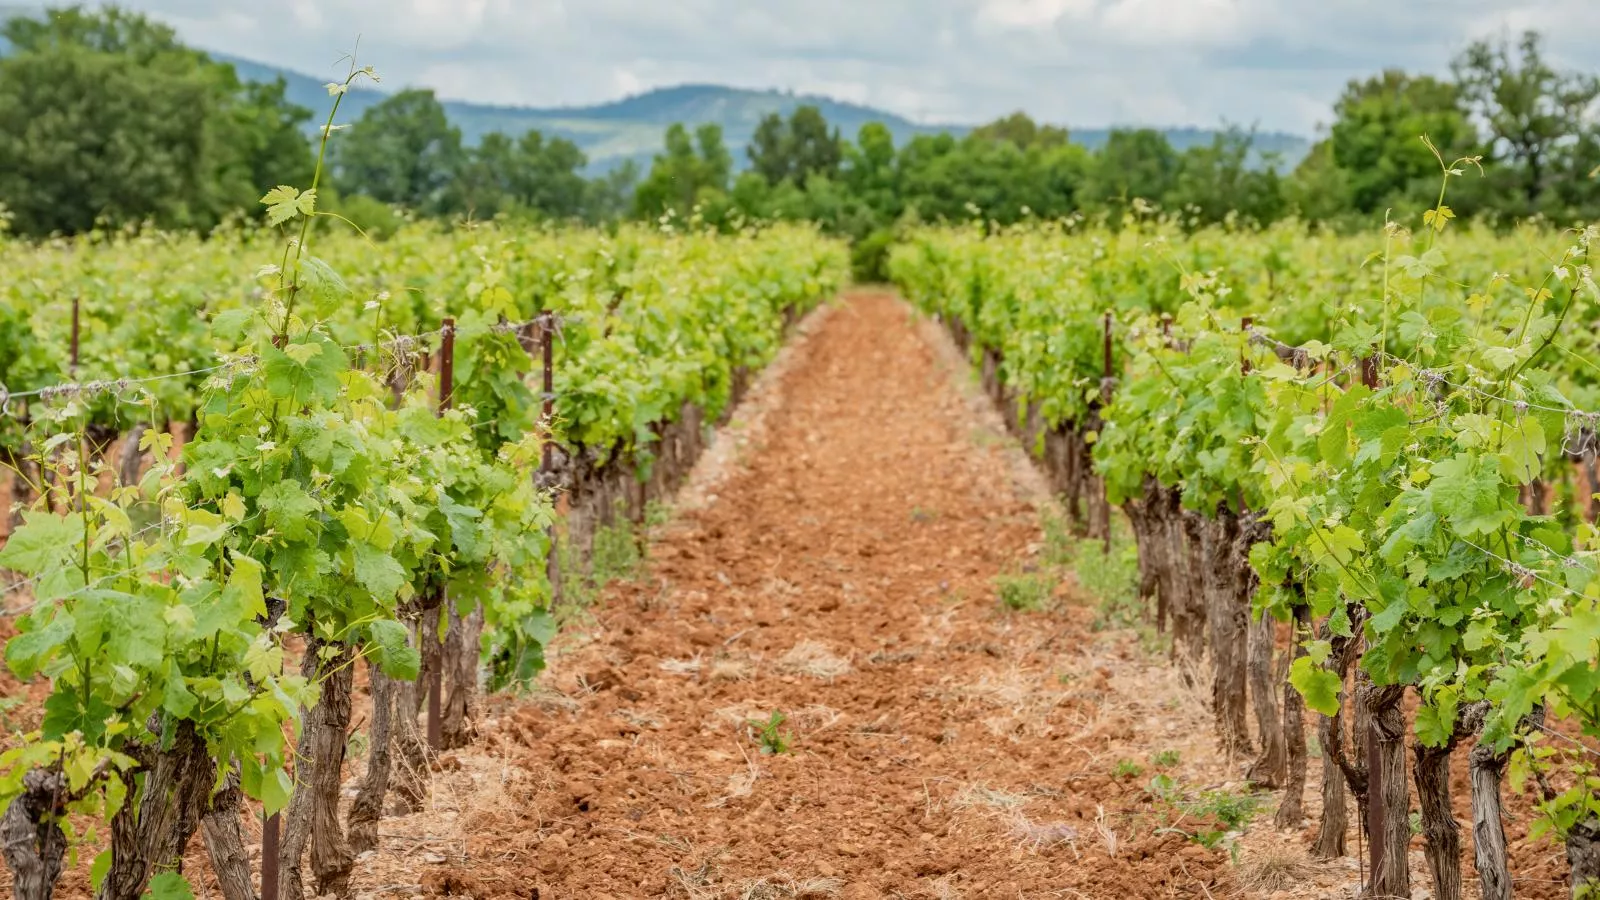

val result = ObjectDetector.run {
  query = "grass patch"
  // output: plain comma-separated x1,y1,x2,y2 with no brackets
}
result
554,500,650,618
1042,510,1154,638
1148,776,1267,849
749,711,792,755
1112,758,1145,779
1150,749,1181,768
994,570,1054,612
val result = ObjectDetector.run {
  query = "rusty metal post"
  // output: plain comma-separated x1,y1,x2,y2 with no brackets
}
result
540,313,559,597
1100,312,1113,556
426,318,455,750
1357,351,1384,887
70,297,80,376
541,312,555,473
1240,316,1253,375
262,812,280,900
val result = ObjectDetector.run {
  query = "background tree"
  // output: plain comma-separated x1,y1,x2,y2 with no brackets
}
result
1080,129,1180,222
584,161,640,223
634,123,732,217
0,6,312,236
970,111,1070,149
332,89,464,213
1318,71,1476,215
1454,31,1600,209
1169,129,1288,227
747,105,843,187
510,130,589,219
841,122,901,222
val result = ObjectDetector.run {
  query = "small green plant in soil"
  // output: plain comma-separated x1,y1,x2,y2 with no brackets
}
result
0,696,22,734
995,571,1053,612
1041,511,1144,632
1183,787,1266,848
1147,773,1181,803
1112,759,1145,779
1150,749,1181,768
1148,777,1266,849
643,499,672,529
750,711,792,755
556,499,649,618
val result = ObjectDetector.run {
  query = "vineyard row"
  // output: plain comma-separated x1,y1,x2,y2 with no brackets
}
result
891,198,1600,900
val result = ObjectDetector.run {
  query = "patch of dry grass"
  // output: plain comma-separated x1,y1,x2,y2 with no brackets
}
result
738,873,845,899
1235,845,1316,893
949,782,1027,811
710,655,756,681
659,655,704,676
1007,810,1080,853
778,640,852,680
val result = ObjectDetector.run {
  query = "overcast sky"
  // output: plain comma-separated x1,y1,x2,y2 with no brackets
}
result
106,0,1599,135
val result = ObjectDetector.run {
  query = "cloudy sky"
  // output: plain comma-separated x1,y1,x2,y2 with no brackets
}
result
108,0,1598,135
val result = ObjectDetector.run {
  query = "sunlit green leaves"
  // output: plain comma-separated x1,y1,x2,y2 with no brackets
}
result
365,620,420,680
263,333,346,407
0,511,84,573
1426,453,1514,536
260,185,317,227
1289,655,1342,716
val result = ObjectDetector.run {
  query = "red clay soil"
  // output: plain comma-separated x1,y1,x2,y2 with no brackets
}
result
350,292,1237,899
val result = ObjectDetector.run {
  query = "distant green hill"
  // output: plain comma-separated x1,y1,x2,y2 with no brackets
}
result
215,53,1311,173
0,5,1311,174
213,53,970,175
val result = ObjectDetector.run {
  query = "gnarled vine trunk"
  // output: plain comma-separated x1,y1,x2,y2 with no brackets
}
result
392,606,438,812
1121,480,1162,629
118,423,148,488
1456,705,1535,900
1,769,69,900
98,718,214,900
1414,737,1462,900
1163,488,1204,665
1060,424,1085,533
1362,681,1409,900
200,764,258,900
1470,739,1512,900
1569,819,1600,900
348,663,397,855
439,601,483,750
1240,514,1284,787
1188,507,1250,758
1275,602,1310,828
1314,610,1365,860
278,636,355,900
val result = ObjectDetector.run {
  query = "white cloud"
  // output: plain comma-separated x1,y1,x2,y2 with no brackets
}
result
98,0,1600,134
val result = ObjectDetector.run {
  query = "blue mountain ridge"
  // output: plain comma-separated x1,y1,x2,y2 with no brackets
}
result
0,6,1310,174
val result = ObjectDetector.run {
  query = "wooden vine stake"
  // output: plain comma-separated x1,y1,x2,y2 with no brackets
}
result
1358,351,1387,890
70,297,80,376
426,318,456,750
1100,311,1113,556
262,331,287,900
539,313,559,597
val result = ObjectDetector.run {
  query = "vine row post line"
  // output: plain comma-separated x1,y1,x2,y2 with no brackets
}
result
1359,351,1386,891
70,298,80,377
71,298,83,515
538,311,558,602
1236,318,1254,519
263,330,286,900
1100,311,1113,557
427,318,456,750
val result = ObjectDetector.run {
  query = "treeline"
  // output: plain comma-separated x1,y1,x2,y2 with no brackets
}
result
2,7,1597,273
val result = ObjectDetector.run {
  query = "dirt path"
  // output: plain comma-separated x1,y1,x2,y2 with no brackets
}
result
351,292,1260,899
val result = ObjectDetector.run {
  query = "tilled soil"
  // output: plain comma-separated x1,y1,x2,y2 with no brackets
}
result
351,293,1241,899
